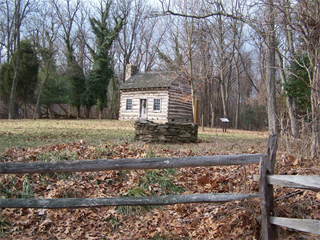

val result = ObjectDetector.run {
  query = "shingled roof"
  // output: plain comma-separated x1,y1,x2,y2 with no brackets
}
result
119,71,178,90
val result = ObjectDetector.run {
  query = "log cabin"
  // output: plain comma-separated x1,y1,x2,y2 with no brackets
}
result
119,65,192,123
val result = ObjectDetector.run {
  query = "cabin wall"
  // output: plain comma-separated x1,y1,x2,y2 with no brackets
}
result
119,90,169,122
168,79,193,123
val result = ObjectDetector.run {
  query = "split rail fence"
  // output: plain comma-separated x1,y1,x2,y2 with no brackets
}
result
0,134,319,239
256,136,320,239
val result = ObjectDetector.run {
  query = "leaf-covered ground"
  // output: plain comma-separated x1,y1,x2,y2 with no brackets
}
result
0,120,319,239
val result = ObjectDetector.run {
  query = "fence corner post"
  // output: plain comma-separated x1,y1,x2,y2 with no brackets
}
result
260,134,277,240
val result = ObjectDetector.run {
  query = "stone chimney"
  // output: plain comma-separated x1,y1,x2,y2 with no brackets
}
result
125,64,138,81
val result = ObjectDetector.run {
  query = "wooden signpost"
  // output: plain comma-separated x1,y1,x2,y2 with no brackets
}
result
220,118,230,132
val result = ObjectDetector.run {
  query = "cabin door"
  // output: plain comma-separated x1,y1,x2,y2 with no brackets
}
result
139,99,147,119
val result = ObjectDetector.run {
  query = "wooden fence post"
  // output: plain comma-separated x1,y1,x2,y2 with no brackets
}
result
260,134,278,240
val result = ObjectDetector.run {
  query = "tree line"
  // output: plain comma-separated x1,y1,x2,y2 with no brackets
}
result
0,0,319,155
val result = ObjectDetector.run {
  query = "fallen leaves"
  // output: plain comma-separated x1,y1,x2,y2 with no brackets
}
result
0,140,319,239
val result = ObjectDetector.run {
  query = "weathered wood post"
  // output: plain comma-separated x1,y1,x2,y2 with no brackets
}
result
194,99,199,124
260,134,278,240
202,114,204,131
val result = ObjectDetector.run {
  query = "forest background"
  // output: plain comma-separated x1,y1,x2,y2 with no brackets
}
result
0,0,320,156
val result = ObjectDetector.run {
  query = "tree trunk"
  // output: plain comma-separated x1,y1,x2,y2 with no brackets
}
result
287,97,299,137
76,106,81,119
85,107,90,119
217,7,228,119
311,49,320,159
311,96,320,159
235,60,240,129
276,51,299,138
220,79,228,118
24,98,27,119
210,101,215,128
33,76,48,120
34,32,55,120
8,0,23,120
283,0,299,138
265,0,278,135
8,65,19,119
9,52,19,119
185,17,196,123
33,81,45,120
99,108,103,119
48,106,53,119
38,105,42,119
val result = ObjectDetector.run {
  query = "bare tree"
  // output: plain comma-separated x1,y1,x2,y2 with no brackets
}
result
273,0,320,156
292,1,320,158
181,0,197,121
264,0,278,135
135,14,165,72
279,0,299,138
0,0,15,64
158,0,204,122
30,3,58,120
157,0,277,133
115,0,147,80
215,1,230,119
231,19,244,129
8,0,34,119
51,0,85,118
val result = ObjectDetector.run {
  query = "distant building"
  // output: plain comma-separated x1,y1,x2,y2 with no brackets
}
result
119,65,192,123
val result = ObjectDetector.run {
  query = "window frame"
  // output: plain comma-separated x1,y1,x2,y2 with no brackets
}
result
126,99,133,111
153,98,161,112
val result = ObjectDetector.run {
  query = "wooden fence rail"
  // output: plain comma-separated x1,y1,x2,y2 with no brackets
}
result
269,217,320,235
0,193,259,209
0,154,265,209
0,154,266,174
254,175,320,191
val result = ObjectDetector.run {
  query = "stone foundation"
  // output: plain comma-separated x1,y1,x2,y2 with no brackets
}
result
134,120,198,143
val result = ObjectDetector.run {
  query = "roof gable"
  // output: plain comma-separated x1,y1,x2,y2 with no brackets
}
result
120,71,178,90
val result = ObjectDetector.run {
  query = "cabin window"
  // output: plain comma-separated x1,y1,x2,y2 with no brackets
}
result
126,99,132,111
153,99,161,111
